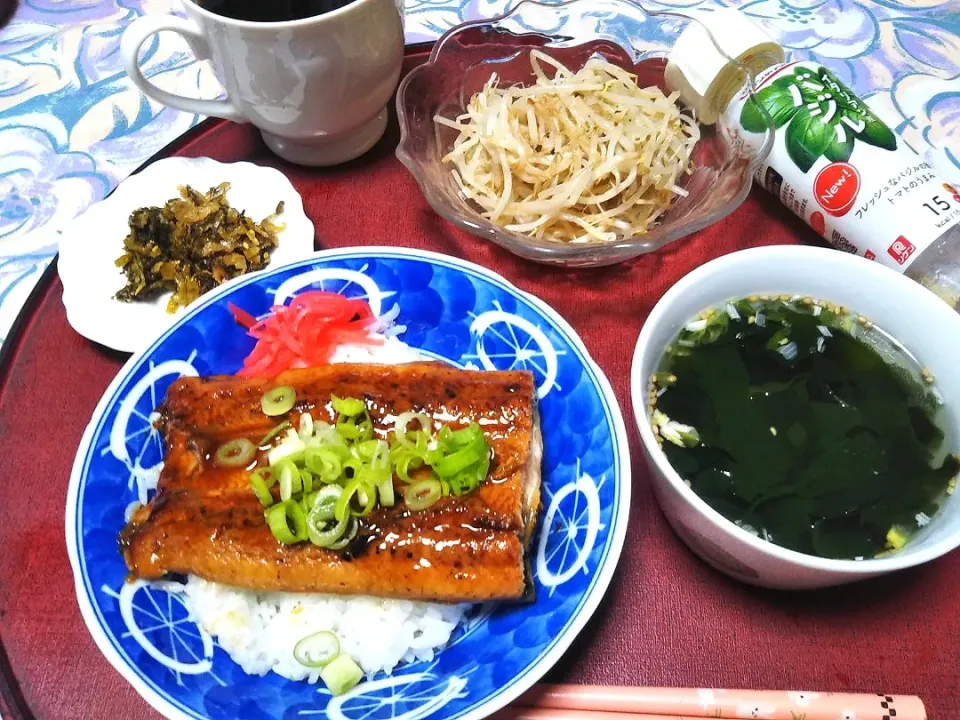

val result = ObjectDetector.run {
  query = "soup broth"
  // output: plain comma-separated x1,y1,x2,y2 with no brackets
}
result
651,296,958,560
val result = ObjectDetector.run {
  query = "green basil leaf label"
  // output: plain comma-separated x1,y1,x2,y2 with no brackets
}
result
741,84,802,133
724,61,950,271
741,98,770,133
766,90,803,129
773,75,803,94
824,130,855,163
785,107,833,173
817,68,860,114
782,71,820,105
817,67,898,151
740,100,762,133
859,117,898,151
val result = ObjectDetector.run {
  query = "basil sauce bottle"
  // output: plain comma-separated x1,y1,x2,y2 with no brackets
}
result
666,8,960,308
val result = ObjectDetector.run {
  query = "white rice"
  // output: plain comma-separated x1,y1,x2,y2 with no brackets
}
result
180,328,470,683
184,577,469,682
329,334,422,365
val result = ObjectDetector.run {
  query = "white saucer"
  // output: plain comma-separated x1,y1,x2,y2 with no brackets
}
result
58,156,315,353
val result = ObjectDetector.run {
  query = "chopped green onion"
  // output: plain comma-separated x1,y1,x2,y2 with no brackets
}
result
355,482,376,516
278,461,303,501
336,413,373,442
301,468,314,494
301,490,319,514
446,423,484,447
445,463,487,496
267,432,305,466
431,439,488,478
355,439,388,463
334,478,377,521
377,476,395,507
306,420,340,446
394,412,432,448
262,385,297,416
304,446,348,484
266,500,308,544
294,631,340,668
357,418,374,442
298,412,314,440
312,485,343,522
308,511,350,548
405,478,442,511
332,396,374,443
272,447,305,467
332,395,366,417
258,420,291,447
358,461,390,486
373,442,391,471
307,487,349,547
250,467,276,506
342,455,363,481
424,422,491,496
320,653,364,696
335,478,362,523
214,438,257,468
442,447,490,496
393,452,424,483
259,402,493,549
329,517,359,550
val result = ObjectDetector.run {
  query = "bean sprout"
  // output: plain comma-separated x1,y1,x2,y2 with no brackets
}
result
434,50,700,244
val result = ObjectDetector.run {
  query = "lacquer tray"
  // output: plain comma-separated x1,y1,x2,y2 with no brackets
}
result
1,45,959,720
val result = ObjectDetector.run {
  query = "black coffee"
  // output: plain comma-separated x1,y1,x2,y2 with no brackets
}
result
200,0,354,21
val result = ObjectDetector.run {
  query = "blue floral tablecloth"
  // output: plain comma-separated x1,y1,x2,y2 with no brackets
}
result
0,0,957,348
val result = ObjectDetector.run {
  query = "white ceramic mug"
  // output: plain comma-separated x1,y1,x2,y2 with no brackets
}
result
121,1,404,166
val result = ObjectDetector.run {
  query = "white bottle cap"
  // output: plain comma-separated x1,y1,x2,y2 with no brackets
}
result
665,8,785,125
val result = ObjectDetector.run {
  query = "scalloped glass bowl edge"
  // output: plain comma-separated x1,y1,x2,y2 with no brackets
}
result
395,0,774,267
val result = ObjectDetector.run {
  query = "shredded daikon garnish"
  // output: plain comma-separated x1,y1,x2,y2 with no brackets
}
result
434,50,700,245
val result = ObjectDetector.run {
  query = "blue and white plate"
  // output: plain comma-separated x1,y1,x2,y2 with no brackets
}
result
66,248,631,720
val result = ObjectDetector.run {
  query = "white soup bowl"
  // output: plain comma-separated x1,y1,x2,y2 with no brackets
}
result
631,245,960,589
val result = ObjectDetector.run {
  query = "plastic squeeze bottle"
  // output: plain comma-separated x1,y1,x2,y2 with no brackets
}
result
665,8,960,307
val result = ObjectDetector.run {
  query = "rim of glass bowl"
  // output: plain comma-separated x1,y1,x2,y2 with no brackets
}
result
395,0,777,266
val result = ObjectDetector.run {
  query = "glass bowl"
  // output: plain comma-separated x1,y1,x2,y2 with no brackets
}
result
395,0,775,267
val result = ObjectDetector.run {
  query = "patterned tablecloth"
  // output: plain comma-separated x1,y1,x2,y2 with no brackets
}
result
0,0,957,348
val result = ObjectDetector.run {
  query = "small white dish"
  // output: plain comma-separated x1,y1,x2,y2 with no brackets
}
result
631,245,960,590
58,157,314,353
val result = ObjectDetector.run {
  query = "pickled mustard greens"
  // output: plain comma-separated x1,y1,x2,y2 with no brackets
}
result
651,297,959,560
114,183,284,313
434,50,700,244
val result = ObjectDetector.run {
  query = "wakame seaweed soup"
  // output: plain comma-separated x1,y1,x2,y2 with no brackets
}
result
652,297,959,560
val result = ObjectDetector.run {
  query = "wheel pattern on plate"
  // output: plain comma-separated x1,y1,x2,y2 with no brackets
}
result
101,580,222,684
70,252,626,720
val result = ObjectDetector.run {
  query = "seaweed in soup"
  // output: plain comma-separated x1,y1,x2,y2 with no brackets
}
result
651,297,959,560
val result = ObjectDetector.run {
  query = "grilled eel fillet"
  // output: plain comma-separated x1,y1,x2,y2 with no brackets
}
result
120,363,542,603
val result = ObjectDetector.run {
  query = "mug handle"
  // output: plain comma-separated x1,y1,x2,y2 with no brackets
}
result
121,14,244,121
